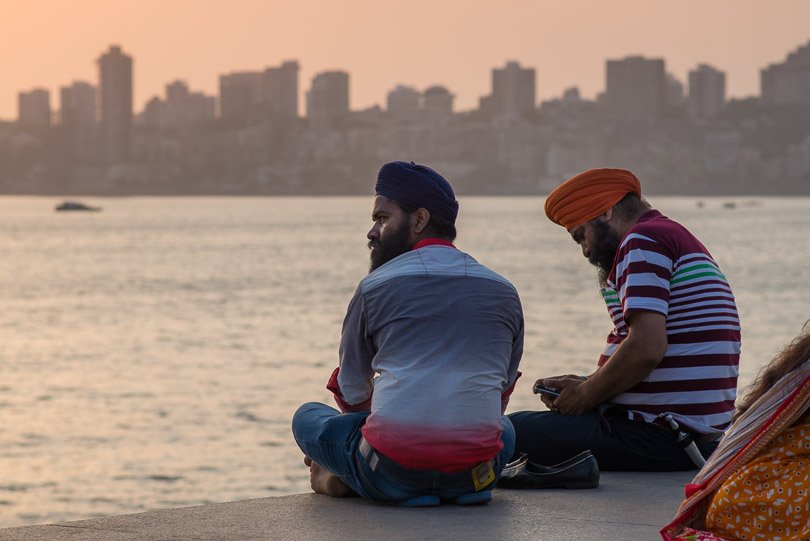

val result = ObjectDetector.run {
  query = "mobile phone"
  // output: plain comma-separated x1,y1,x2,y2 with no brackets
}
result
532,383,560,397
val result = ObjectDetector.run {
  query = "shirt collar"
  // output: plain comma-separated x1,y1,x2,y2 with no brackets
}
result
635,209,663,224
412,238,456,250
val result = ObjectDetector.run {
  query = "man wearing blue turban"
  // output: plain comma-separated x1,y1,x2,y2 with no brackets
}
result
292,161,525,506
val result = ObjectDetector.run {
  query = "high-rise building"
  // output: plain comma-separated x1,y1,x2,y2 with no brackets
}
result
18,88,51,128
142,96,164,128
219,61,299,124
97,45,133,162
60,82,96,127
604,56,666,120
688,64,726,119
761,41,810,107
306,71,349,128
665,73,685,107
166,80,189,103
386,85,421,116
423,86,454,117
59,81,96,160
261,60,299,118
479,61,536,118
219,71,262,125
164,80,215,127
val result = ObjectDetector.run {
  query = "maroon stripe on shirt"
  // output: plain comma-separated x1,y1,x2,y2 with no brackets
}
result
657,354,741,368
629,377,739,394
676,255,714,266
616,401,736,416
669,292,736,307
665,329,741,344
666,318,741,330
622,260,672,279
668,305,739,318
667,314,740,327
622,285,670,301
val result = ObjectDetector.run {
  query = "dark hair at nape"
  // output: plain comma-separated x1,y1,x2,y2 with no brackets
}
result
612,192,652,222
395,203,457,242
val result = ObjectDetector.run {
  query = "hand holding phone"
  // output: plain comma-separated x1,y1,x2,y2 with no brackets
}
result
532,383,560,397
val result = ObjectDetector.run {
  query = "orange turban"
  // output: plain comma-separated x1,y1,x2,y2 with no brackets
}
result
544,168,642,230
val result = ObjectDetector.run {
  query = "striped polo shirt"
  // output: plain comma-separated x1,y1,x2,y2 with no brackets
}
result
599,210,741,435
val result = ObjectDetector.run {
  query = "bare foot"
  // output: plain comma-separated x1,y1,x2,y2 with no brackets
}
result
308,460,356,498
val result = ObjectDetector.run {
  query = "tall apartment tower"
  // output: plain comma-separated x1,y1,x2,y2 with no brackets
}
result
306,71,349,128
761,41,810,107
262,60,299,118
18,88,51,128
479,61,536,118
97,45,133,162
688,64,726,118
219,72,262,125
157,80,216,128
423,86,454,117
386,85,421,116
59,81,97,160
604,56,666,120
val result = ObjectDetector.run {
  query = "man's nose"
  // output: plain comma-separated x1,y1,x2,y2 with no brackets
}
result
367,225,379,240
581,244,590,258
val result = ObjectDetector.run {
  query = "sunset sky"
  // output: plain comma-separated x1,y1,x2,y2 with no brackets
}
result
2,0,809,119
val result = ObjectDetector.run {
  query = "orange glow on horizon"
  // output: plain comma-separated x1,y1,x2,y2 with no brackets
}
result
2,0,809,119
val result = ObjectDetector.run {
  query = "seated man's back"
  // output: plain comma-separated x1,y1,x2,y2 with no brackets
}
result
340,244,523,472
293,161,523,506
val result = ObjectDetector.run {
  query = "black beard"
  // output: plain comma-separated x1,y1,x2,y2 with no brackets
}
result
588,220,621,287
368,220,412,272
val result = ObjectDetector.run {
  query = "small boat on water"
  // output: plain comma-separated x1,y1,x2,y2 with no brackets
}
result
55,201,101,212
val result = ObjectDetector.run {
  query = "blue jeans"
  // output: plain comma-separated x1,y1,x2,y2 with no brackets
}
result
292,402,515,503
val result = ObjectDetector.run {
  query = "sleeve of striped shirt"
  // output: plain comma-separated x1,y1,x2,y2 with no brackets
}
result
336,286,376,408
614,233,673,318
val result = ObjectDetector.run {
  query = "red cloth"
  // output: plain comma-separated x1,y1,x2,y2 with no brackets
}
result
413,238,456,249
326,367,371,413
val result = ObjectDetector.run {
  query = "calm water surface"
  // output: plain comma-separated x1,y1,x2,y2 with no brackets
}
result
0,196,807,527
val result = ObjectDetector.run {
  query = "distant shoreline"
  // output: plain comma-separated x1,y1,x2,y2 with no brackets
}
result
1,186,808,198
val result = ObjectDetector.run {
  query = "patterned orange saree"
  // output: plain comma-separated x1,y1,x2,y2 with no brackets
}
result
661,359,810,541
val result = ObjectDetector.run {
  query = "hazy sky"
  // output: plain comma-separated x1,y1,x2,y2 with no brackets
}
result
2,0,809,119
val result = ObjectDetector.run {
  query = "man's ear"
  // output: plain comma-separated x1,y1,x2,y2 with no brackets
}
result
602,207,614,222
412,208,431,234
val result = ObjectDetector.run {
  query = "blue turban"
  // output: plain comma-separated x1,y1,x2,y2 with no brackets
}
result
375,161,459,223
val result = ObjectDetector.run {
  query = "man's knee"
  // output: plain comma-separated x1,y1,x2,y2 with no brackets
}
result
508,410,562,435
291,402,333,440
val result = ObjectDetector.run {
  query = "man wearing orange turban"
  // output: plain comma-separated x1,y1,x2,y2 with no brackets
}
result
504,168,742,478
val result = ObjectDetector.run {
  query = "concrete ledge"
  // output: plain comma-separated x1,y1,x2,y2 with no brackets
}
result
0,471,692,540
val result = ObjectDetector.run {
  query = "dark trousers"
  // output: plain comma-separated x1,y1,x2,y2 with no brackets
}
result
508,409,718,471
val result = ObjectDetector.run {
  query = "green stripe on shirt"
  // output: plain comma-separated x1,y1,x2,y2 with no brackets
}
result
671,270,727,285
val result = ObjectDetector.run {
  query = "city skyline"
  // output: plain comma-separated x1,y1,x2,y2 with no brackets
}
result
3,0,810,120
8,38,810,125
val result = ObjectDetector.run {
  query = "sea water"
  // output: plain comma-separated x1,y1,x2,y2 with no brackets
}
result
0,196,807,527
